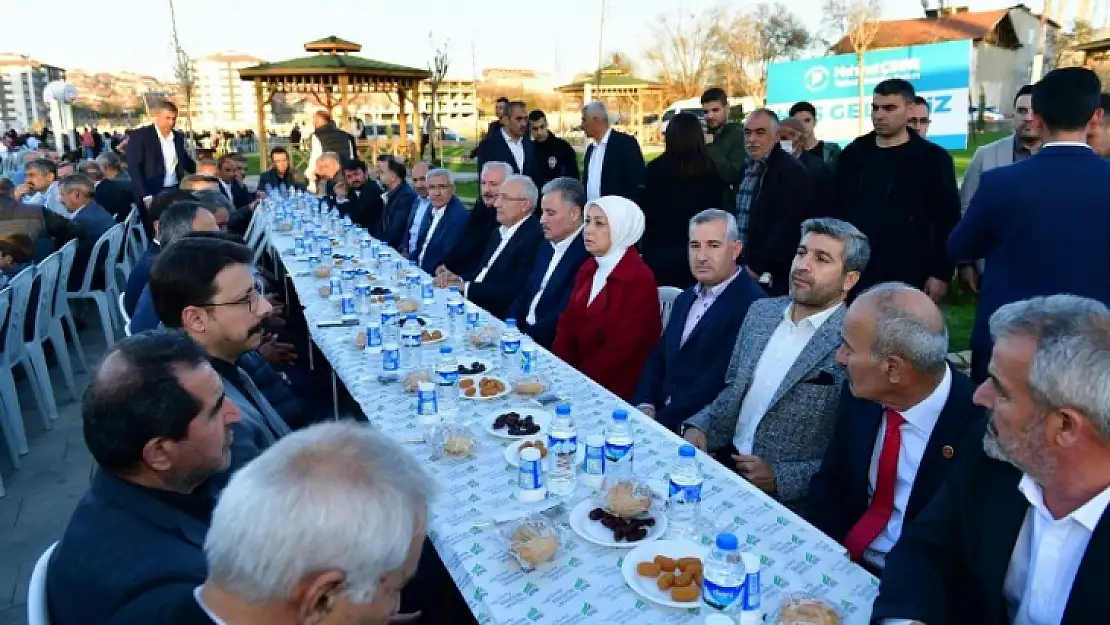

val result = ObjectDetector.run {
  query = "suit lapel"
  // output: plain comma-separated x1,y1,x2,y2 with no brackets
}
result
979,466,1028,622
666,290,696,356
766,305,846,410
906,372,974,516
733,299,789,394
680,278,742,353
584,145,594,183
1062,513,1110,624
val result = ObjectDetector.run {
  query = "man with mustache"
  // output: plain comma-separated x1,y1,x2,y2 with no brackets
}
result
682,218,866,510
807,282,981,576
150,234,293,457
873,295,1110,625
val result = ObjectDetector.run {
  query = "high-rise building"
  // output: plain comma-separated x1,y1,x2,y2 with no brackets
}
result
0,53,66,131
417,79,478,130
191,53,266,130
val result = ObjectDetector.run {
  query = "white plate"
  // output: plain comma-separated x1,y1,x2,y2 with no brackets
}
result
460,376,512,401
502,437,586,468
620,539,709,609
419,328,449,345
456,357,496,376
567,498,668,548
482,406,552,438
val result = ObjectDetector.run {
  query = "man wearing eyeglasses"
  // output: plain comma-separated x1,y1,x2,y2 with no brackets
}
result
434,174,545,319
149,234,292,458
908,96,931,138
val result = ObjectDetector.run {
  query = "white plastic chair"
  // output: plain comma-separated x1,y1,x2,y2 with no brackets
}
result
245,210,270,266
117,292,130,325
54,239,88,373
27,541,57,625
116,208,135,286
0,267,57,456
0,286,21,468
126,204,148,264
26,250,79,406
658,286,682,332
67,223,125,348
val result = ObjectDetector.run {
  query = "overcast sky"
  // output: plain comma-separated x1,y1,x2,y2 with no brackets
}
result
2,0,1062,81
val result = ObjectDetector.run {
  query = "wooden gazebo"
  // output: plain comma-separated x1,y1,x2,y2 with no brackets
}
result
238,36,431,169
556,66,665,143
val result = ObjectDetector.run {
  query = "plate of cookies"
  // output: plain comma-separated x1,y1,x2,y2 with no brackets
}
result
621,539,709,608
459,375,511,401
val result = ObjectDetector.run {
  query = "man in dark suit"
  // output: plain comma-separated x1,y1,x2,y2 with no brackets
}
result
59,174,117,290
125,99,196,230
123,189,196,316
683,218,869,510
581,100,646,203
412,169,469,274
399,162,434,258
339,158,385,230
257,146,308,192
949,67,1110,385
46,330,243,625
506,177,590,348
476,100,537,187
467,96,509,160
529,110,579,191
79,159,132,221
806,283,982,575
216,155,251,210
377,157,418,246
736,109,812,296
438,161,509,277
435,174,544,319
634,209,767,433
873,294,1110,625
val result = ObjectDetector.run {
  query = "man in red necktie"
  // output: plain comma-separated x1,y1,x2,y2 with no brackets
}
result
806,282,984,575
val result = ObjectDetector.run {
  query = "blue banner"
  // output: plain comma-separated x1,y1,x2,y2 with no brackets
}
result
766,40,972,150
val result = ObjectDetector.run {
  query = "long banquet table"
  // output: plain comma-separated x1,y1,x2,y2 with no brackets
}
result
268,228,879,624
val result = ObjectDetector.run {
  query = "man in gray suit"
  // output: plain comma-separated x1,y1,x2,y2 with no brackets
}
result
682,218,870,509
149,235,292,465
957,84,1038,292
59,173,117,290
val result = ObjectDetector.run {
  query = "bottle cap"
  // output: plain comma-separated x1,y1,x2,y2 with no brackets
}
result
612,409,628,422
417,381,434,392
679,444,696,458
505,318,517,327
407,313,417,319
715,532,739,551
556,403,571,416
449,285,459,292
520,447,542,462
439,346,452,354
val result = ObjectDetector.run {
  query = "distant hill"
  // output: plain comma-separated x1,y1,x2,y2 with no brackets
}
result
67,69,182,113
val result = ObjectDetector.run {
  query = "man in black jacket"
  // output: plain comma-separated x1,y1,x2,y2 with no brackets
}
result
340,158,385,230
777,117,832,212
832,79,960,301
257,146,307,192
468,96,509,159
736,109,811,295
528,109,579,191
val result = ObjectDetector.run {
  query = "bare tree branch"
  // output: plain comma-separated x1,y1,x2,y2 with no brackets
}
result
822,0,883,132
427,33,450,165
167,0,194,151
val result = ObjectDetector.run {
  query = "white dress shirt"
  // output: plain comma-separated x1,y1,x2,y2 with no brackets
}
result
502,128,525,172
193,587,228,625
586,128,611,202
884,475,1110,625
526,227,583,325
473,216,526,284
863,365,952,570
417,205,447,265
24,181,68,217
158,128,179,188
732,303,842,453
408,198,431,256
680,269,741,346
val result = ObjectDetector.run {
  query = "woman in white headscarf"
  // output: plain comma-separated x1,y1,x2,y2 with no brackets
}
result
552,195,660,400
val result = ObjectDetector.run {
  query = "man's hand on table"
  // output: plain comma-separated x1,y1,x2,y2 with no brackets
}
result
636,404,656,419
682,427,707,451
434,269,463,289
258,333,298,365
731,454,776,494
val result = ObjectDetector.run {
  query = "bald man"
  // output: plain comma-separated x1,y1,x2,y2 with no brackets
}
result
806,282,984,575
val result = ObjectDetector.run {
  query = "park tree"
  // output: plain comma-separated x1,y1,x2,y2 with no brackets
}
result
167,0,195,150
823,0,883,133
644,9,717,100
426,34,450,166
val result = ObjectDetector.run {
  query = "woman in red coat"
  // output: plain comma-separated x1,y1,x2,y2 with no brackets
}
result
552,195,661,400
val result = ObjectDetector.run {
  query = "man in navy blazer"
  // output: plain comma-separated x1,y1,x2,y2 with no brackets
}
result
376,156,418,248
506,177,590,348
436,174,545,319
412,169,469,274
59,174,118,290
806,284,983,575
125,100,196,231
47,330,243,625
634,209,766,433
581,101,646,203
948,67,1110,384
439,161,510,278
476,101,538,188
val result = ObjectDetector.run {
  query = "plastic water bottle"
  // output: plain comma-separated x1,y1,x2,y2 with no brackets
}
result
604,409,635,479
379,341,401,383
400,313,423,369
582,434,606,488
500,319,523,370
520,339,539,376
547,404,578,497
668,445,703,543
406,261,422,300
434,346,459,418
416,381,440,442
445,286,464,339
421,276,435,307
381,295,400,344
355,276,372,315
703,533,745,612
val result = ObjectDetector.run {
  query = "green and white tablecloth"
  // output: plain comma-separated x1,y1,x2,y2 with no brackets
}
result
270,231,879,624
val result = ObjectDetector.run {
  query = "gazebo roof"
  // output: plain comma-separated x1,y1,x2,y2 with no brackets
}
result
556,66,662,92
238,36,430,80
304,36,361,53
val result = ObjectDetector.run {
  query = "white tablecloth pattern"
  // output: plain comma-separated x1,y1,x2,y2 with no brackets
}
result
271,233,879,624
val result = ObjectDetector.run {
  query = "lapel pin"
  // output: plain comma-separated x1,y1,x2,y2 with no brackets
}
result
942,445,955,459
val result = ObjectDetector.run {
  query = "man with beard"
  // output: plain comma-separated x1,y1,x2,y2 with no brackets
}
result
150,235,292,456
400,161,433,258
832,79,960,302
807,283,981,575
528,109,579,191
873,295,1110,625
46,329,243,625
438,160,510,277
378,157,418,248
682,218,867,510
468,96,510,159
339,158,386,230
702,87,746,207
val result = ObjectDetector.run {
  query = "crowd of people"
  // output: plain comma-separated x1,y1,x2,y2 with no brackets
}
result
2,61,1110,624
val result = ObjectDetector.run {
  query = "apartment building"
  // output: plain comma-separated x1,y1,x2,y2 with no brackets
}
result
191,53,266,130
0,53,66,131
